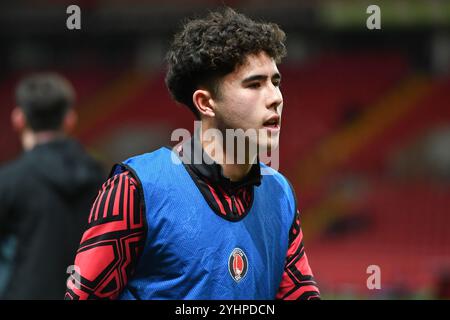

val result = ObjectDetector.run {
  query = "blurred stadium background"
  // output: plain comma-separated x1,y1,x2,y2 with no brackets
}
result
0,0,449,299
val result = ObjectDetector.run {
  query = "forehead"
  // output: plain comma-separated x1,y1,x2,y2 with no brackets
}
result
227,51,280,81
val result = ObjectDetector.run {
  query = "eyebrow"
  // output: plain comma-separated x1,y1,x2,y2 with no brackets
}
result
241,72,281,84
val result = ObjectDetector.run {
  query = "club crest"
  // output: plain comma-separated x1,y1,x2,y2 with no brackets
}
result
228,248,248,282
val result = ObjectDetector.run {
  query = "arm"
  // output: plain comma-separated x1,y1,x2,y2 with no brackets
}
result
276,209,320,300
65,170,146,300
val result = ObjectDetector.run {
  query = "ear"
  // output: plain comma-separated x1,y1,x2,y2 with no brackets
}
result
11,107,26,132
192,89,215,118
63,108,78,133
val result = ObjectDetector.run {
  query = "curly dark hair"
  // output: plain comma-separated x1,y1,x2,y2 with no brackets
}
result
165,7,287,118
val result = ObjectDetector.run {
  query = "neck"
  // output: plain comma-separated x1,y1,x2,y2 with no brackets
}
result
199,123,257,182
22,130,65,151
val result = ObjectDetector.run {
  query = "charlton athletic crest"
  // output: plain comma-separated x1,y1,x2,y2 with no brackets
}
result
228,248,248,282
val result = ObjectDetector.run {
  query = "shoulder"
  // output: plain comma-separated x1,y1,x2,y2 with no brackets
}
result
259,162,298,210
0,156,29,213
125,147,173,163
260,163,295,194
110,147,177,195
0,156,28,184
115,147,178,177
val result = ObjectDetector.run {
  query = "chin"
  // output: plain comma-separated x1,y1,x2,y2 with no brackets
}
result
258,136,280,154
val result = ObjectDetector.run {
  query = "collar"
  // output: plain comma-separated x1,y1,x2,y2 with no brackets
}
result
177,136,262,193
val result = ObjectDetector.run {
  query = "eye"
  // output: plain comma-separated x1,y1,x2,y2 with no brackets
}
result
273,79,281,87
248,82,261,89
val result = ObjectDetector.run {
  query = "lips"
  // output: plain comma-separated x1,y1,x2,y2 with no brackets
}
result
263,115,280,128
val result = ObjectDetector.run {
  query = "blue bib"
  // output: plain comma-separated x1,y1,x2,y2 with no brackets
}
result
117,147,295,299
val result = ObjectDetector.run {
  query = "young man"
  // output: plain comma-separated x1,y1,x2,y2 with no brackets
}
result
0,73,104,299
65,8,320,300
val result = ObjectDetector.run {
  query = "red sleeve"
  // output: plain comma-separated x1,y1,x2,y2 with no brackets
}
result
65,170,146,300
276,210,320,300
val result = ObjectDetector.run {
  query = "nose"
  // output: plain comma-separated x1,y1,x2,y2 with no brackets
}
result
266,83,283,111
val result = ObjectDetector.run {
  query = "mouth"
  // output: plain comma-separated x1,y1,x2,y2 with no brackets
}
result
263,115,280,130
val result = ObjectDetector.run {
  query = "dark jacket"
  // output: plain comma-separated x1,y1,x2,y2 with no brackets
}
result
0,138,104,299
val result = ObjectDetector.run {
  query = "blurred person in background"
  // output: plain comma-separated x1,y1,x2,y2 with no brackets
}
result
65,7,319,300
0,73,104,299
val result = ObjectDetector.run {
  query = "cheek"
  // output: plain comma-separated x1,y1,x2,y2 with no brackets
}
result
219,93,260,126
